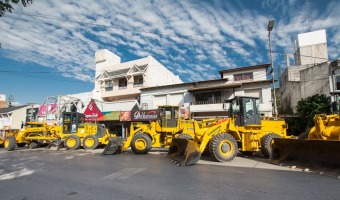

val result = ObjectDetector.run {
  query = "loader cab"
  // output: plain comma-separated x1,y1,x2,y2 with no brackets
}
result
62,112,85,133
158,106,180,128
228,96,261,126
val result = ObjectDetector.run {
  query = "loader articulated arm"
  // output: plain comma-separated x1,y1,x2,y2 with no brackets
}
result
102,123,147,155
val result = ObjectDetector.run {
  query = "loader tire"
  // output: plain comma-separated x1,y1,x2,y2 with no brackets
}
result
4,136,16,151
177,134,193,140
65,135,81,150
260,133,281,158
83,135,99,150
16,143,26,147
131,134,151,154
29,141,42,149
298,130,309,140
209,133,237,162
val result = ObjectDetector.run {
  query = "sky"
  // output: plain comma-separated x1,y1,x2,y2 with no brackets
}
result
0,0,339,105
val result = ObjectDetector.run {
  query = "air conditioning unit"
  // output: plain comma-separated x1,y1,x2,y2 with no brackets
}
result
142,103,148,110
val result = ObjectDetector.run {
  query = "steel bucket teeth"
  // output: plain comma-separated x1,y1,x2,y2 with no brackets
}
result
102,137,124,155
167,138,201,166
271,138,340,168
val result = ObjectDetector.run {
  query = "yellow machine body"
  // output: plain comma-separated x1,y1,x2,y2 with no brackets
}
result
3,112,113,151
271,114,340,167
103,106,220,155
167,96,288,166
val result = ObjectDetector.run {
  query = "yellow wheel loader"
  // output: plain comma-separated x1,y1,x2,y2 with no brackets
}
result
166,96,288,166
271,114,340,167
103,106,215,155
3,112,112,151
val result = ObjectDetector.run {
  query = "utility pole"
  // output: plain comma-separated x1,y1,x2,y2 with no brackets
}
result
268,20,278,117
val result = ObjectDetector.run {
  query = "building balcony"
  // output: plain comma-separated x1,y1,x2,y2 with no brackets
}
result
189,103,229,112
101,83,142,100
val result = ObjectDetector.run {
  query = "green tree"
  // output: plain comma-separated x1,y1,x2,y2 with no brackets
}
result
8,95,14,107
0,0,34,17
296,94,331,129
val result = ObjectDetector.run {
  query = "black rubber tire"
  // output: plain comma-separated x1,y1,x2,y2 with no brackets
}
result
64,135,81,150
4,136,16,151
83,135,99,150
16,143,26,147
131,134,152,154
202,141,211,156
209,133,237,162
241,151,254,156
298,130,309,140
260,133,281,158
29,141,42,149
177,133,193,140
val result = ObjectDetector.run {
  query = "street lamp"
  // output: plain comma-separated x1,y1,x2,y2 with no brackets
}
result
268,19,277,117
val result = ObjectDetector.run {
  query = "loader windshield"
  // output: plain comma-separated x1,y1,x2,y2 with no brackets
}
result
230,99,240,115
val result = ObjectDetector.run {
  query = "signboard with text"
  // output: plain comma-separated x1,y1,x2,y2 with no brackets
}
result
83,99,103,121
131,110,159,121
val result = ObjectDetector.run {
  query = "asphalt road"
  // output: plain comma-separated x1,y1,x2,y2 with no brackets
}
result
0,147,339,200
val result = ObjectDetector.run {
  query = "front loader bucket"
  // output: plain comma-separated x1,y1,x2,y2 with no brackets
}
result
166,138,201,166
102,137,124,155
271,138,340,168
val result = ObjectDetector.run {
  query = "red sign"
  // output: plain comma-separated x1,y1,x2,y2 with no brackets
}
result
83,99,103,121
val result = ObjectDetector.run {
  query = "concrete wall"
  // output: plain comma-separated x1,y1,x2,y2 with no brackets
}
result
222,67,267,81
146,56,182,86
300,62,330,99
296,44,328,66
140,85,189,109
280,62,332,112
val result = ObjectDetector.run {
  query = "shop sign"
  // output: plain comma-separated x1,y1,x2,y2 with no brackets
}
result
98,111,120,121
84,99,103,121
38,104,57,115
120,111,131,121
131,110,159,121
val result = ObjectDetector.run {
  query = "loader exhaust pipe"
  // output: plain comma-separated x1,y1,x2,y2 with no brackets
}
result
102,138,124,155
271,138,340,168
166,138,201,166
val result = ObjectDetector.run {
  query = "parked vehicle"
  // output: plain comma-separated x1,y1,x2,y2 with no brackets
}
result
166,96,288,166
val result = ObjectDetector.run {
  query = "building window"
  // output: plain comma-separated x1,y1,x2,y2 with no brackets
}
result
334,75,340,91
119,78,127,89
195,91,221,104
133,75,143,87
234,72,253,81
105,81,113,91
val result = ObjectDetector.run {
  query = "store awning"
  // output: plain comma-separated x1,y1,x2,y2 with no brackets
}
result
95,100,140,112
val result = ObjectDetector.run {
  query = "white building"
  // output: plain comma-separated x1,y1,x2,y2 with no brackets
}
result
280,30,331,112
0,104,40,130
140,63,273,119
93,49,182,103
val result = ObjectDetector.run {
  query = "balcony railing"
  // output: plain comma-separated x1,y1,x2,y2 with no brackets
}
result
133,83,144,88
192,100,222,105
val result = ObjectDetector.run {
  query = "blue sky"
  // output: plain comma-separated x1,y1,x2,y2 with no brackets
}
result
0,0,339,105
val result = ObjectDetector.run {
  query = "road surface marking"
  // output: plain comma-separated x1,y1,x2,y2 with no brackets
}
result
104,168,146,180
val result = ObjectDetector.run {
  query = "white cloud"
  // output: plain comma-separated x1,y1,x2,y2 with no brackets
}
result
0,0,338,85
